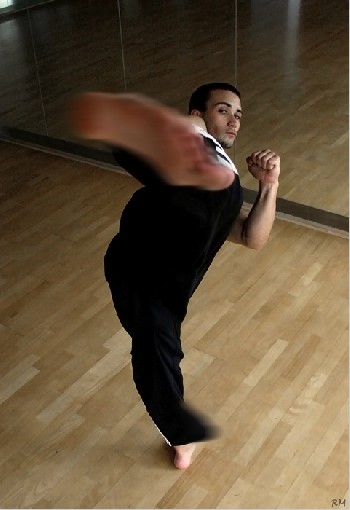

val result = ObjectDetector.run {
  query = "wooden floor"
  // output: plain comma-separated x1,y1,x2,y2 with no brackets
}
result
235,0,349,216
0,0,348,216
0,141,348,509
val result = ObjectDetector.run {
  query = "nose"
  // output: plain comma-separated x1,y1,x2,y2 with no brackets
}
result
228,114,239,127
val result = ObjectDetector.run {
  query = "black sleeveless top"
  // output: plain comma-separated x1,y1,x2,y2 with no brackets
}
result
107,134,243,315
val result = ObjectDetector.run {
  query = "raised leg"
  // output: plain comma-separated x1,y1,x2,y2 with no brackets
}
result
68,92,235,190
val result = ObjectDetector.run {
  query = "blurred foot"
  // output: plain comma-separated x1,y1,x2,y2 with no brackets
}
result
68,92,235,191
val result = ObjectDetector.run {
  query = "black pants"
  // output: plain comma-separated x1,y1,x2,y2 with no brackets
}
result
104,244,218,446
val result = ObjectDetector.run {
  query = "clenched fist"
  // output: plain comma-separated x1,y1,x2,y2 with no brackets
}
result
246,149,280,185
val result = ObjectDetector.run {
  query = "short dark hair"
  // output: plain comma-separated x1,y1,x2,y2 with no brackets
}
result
188,82,240,114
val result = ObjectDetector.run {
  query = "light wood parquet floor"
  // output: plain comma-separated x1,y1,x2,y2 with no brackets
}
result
233,0,348,216
0,141,348,508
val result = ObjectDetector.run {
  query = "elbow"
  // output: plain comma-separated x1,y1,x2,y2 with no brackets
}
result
246,241,265,251
242,234,267,251
249,242,265,251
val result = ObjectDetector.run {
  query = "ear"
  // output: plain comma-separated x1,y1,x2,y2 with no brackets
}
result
190,109,203,118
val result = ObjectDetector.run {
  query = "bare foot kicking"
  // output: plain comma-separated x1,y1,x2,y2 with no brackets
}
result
173,443,196,469
67,92,235,191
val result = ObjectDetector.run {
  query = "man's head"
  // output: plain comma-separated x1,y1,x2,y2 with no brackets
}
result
188,83,242,148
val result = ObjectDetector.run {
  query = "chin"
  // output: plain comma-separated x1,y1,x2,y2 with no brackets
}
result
220,140,234,149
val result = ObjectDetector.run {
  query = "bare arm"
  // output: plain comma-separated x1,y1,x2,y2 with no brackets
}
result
228,150,280,250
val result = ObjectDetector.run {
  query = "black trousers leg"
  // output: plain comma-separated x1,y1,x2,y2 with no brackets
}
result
104,252,218,446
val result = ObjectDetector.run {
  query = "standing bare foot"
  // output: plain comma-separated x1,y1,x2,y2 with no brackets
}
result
173,443,196,469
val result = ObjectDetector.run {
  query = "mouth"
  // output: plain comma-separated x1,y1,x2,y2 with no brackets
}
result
226,131,237,137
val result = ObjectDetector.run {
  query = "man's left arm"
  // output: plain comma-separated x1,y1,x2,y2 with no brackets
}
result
228,149,280,250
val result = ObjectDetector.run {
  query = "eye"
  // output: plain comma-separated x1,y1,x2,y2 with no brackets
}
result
218,109,227,114
235,114,242,120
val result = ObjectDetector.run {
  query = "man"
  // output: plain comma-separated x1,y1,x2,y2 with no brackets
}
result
68,83,280,469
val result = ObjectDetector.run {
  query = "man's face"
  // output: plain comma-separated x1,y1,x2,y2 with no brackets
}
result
198,89,243,149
